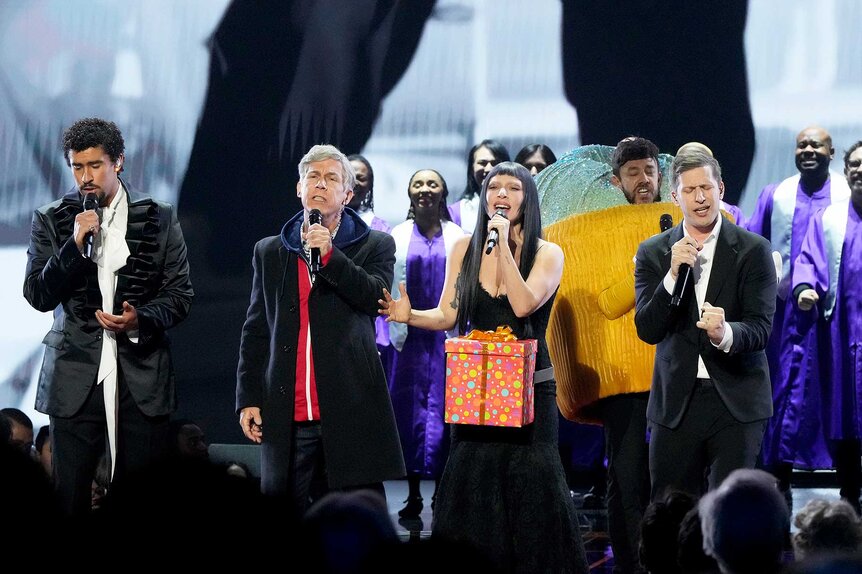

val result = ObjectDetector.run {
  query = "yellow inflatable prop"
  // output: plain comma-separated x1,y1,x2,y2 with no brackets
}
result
545,203,734,423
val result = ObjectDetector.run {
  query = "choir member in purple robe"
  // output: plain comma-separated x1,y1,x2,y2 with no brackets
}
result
792,140,862,514
747,126,851,501
719,201,746,228
388,169,465,518
449,139,509,232
347,154,391,233
348,155,395,378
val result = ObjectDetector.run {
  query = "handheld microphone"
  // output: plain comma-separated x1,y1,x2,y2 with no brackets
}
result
308,209,322,274
659,212,690,307
659,213,674,233
671,263,691,308
485,209,508,254
82,192,99,259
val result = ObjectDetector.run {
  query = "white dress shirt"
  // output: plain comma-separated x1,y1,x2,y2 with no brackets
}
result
662,215,734,379
92,183,131,476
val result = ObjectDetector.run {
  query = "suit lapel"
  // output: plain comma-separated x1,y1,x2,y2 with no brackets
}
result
705,219,738,306
114,186,158,312
277,243,293,303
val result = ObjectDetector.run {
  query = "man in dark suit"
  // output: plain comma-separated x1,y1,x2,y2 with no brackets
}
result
236,144,404,515
24,118,194,516
634,149,776,498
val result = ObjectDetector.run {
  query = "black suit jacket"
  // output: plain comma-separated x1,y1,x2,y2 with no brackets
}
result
236,209,405,494
634,218,775,428
24,185,193,418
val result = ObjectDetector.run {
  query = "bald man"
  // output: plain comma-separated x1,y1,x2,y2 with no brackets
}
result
747,126,851,505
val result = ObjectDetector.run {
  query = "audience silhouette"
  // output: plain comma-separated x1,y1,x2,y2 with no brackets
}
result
792,498,862,560
677,506,720,574
639,490,697,574
699,469,790,574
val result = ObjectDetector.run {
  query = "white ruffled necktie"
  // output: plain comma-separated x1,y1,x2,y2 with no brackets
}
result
92,185,131,479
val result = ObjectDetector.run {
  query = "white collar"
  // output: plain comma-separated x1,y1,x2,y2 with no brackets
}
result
682,210,723,244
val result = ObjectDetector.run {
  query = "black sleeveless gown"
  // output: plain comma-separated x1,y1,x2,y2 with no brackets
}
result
431,287,589,574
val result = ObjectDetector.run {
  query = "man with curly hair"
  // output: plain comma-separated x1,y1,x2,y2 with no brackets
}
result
24,117,193,516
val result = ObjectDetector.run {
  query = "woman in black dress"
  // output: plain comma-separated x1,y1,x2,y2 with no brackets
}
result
380,161,588,573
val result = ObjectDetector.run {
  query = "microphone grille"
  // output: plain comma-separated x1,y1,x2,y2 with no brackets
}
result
83,192,99,211
659,213,673,232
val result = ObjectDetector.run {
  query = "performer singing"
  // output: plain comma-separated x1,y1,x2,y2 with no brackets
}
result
747,126,850,502
388,169,464,518
24,118,193,516
635,149,776,498
382,161,588,573
237,144,404,515
792,140,862,513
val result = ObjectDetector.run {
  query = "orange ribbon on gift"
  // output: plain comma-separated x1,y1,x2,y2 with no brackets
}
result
464,325,517,342
461,326,514,424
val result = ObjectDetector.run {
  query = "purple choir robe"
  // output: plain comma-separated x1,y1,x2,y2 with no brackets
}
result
747,177,839,469
448,196,480,233
448,202,460,227
794,201,862,442
388,222,451,477
361,210,396,377
721,200,746,228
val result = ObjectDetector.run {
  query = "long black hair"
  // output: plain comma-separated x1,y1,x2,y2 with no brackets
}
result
462,139,510,201
514,143,557,171
455,161,543,336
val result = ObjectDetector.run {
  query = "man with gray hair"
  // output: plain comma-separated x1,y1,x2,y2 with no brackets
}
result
236,144,405,514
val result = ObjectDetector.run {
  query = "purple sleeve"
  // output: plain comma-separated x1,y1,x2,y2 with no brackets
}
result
723,202,746,228
448,202,461,227
371,216,392,234
792,208,829,297
745,184,778,237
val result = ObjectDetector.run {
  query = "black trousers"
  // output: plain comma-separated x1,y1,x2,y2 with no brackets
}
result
289,422,386,516
649,382,766,500
51,365,169,517
599,392,651,574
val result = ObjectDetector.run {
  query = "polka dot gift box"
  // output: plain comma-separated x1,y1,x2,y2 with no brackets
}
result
444,326,537,427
